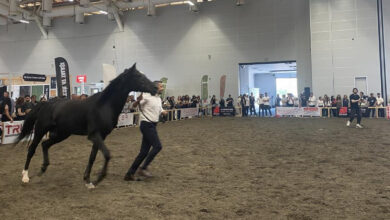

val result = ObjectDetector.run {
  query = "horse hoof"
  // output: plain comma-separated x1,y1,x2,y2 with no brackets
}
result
22,170,30,183
85,182,96,189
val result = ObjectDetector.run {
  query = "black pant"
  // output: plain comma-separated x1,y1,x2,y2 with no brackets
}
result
349,108,362,124
126,121,162,175
264,105,272,116
249,104,256,115
378,108,384,117
369,107,375,117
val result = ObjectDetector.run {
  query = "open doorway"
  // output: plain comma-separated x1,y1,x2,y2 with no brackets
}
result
239,61,297,115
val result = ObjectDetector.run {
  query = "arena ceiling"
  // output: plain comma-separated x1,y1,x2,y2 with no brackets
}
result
0,0,244,38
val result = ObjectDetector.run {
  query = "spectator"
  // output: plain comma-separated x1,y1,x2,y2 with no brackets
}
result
300,93,307,107
275,94,281,107
249,93,256,116
257,94,264,116
24,95,34,114
376,93,384,117
308,93,316,107
31,95,37,106
323,95,330,117
210,95,217,115
286,94,294,107
226,94,234,108
244,94,250,116
281,94,287,107
263,92,272,116
15,97,26,121
367,93,376,118
40,96,47,102
80,94,88,100
0,96,13,122
342,95,349,107
336,95,342,117
219,97,225,108
331,96,337,117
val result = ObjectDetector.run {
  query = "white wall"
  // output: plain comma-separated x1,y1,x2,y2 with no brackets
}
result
0,0,312,99
310,0,381,97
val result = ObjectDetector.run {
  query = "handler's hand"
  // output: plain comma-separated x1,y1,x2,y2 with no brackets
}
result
161,111,168,116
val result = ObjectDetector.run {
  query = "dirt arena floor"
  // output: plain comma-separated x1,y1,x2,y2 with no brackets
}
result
0,117,389,220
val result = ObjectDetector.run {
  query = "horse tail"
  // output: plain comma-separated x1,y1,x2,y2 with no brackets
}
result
14,103,45,145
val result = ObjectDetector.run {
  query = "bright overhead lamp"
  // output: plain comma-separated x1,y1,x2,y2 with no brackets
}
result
20,19,30,24
185,1,195,6
99,10,108,14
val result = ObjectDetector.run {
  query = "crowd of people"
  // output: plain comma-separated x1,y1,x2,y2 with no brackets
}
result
0,92,46,123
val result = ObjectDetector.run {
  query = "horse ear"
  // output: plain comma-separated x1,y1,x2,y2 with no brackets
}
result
131,63,137,69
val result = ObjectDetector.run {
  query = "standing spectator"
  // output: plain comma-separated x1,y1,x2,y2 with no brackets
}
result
275,94,281,107
219,97,225,108
331,96,337,117
317,96,325,117
286,94,294,107
336,95,342,117
0,96,13,122
23,95,34,114
176,96,182,119
263,92,272,116
15,97,26,121
367,93,377,118
281,94,287,107
31,95,37,106
210,95,217,116
257,94,264,116
308,93,316,107
359,92,369,117
249,93,256,116
226,94,234,108
300,93,307,107
376,93,384,117
346,88,363,128
323,95,330,117
244,94,250,116
342,95,349,107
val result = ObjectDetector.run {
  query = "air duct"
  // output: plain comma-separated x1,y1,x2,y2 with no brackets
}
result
147,0,156,16
42,0,53,12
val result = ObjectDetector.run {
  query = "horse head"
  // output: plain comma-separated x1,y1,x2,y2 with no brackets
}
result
128,63,158,95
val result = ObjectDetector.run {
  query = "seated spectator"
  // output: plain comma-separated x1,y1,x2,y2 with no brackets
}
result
15,97,26,121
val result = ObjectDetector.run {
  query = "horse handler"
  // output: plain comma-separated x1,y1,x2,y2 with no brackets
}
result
124,81,168,181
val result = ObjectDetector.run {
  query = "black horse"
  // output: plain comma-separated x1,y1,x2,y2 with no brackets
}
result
16,64,157,188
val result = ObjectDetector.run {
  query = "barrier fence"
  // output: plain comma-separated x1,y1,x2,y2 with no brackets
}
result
1,106,389,145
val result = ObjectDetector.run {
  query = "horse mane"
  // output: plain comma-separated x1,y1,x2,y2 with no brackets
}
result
98,66,133,104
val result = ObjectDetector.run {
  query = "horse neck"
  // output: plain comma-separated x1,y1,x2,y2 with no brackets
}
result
109,88,133,117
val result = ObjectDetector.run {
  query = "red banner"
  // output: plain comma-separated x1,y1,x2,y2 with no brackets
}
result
76,75,87,83
339,107,348,116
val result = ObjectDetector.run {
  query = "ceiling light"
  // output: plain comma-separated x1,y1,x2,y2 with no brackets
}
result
185,1,195,6
20,19,29,24
99,10,108,14
69,0,74,2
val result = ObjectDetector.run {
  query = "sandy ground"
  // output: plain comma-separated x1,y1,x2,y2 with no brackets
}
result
0,117,389,220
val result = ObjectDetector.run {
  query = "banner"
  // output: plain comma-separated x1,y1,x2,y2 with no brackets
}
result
23,73,47,82
44,85,50,99
220,75,226,98
117,113,134,127
50,77,57,89
201,75,208,102
102,64,117,89
2,121,33,145
339,107,348,116
54,57,71,99
219,107,235,116
276,107,321,117
160,77,168,100
180,108,198,118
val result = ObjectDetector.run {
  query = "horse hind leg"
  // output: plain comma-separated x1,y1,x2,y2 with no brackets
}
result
39,132,70,176
22,132,46,183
